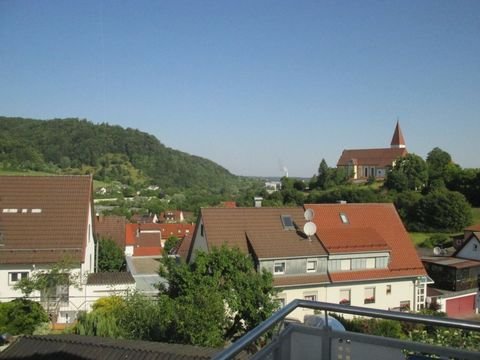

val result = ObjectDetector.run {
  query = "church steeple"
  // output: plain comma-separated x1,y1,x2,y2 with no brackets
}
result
390,121,406,149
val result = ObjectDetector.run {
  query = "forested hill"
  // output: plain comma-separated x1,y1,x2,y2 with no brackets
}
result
0,116,237,190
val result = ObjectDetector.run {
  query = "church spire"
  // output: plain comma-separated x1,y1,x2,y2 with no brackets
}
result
390,120,406,149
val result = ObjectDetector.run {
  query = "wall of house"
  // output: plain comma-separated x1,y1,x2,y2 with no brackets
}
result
260,257,328,276
327,252,390,272
189,218,208,262
82,203,95,275
276,278,420,321
456,237,480,261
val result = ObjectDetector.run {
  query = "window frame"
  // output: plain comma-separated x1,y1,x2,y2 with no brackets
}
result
8,271,28,285
364,287,376,304
339,288,351,305
274,261,286,275
306,259,317,273
340,259,351,271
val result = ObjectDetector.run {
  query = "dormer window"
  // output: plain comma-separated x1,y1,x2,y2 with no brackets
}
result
339,213,349,224
280,215,295,230
274,261,286,275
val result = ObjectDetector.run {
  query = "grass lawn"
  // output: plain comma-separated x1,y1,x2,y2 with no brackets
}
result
471,207,480,225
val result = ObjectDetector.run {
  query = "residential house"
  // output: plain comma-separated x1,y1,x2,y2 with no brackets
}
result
0,176,96,323
337,122,408,180
453,224,480,250
422,233,480,317
159,223,195,240
188,204,427,320
125,223,164,257
158,210,193,223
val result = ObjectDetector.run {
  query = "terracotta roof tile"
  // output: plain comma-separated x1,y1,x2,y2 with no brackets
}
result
198,207,328,259
337,148,407,167
159,223,195,238
0,176,92,264
391,121,406,147
305,203,426,282
94,215,126,248
176,233,193,259
316,227,389,253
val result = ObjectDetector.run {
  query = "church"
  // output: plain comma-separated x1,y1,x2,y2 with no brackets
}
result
337,122,407,180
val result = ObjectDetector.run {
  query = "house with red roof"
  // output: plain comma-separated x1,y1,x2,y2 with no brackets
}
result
188,203,427,319
421,228,480,317
0,176,96,323
125,223,164,257
337,122,408,180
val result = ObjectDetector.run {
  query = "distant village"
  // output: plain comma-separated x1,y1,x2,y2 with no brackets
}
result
1,123,479,357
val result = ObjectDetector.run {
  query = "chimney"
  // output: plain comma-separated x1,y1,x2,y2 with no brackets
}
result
254,197,263,208
337,200,347,204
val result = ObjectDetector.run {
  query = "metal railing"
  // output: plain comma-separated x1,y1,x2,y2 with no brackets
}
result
212,299,480,360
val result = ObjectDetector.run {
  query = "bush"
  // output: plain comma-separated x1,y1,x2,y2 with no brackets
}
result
0,299,48,335
419,233,451,249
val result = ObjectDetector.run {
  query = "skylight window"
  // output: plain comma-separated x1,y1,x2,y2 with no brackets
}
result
280,215,295,230
339,212,349,224
31,209,42,214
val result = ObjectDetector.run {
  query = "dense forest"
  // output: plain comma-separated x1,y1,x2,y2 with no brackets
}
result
0,116,241,191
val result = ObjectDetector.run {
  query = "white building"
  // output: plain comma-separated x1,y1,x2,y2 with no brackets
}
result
188,204,427,320
0,175,133,324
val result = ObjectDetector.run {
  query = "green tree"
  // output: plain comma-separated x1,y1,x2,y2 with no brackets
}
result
163,235,181,255
159,246,278,345
414,189,472,232
98,238,125,272
0,299,48,335
385,154,428,192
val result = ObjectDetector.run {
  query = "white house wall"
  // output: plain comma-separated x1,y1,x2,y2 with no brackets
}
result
456,237,480,261
189,218,208,262
277,278,419,321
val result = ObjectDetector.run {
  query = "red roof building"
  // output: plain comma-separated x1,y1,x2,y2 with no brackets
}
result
337,122,408,180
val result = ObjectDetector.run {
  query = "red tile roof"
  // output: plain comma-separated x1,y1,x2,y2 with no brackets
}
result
315,227,389,253
94,215,126,248
305,203,426,282
159,223,194,239
337,148,407,167
465,224,480,232
0,176,92,264
194,207,327,260
175,233,193,259
390,121,406,147
125,223,163,256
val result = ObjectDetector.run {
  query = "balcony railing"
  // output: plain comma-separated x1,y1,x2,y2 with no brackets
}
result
212,299,480,360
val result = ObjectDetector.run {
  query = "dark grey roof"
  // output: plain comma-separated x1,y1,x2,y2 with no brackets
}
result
86,272,136,285
0,334,218,360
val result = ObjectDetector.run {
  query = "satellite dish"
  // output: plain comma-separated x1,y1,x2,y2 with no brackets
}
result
303,222,317,237
304,208,315,221
433,247,441,256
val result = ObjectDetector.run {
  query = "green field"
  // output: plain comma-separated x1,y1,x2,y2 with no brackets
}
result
409,207,480,247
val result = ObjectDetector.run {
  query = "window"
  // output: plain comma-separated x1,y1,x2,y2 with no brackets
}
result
339,213,349,224
364,287,375,304
364,167,368,177
474,244,478,251
274,261,286,275
200,224,204,236
366,258,375,269
9,272,28,285
371,167,375,177
306,260,317,273
280,215,295,230
304,293,317,301
386,285,392,295
340,259,351,271
339,289,351,305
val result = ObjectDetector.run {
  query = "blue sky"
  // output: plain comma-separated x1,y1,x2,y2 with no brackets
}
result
1,1,479,177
